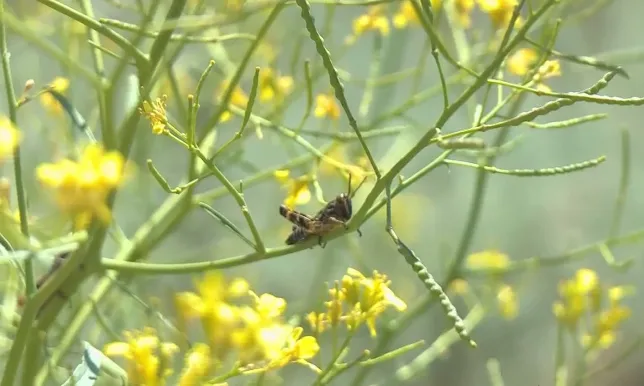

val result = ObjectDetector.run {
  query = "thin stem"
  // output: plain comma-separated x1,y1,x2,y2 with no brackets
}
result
608,129,630,237
37,0,148,68
0,2,37,382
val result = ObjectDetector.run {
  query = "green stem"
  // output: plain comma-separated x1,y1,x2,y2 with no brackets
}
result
79,0,114,148
0,2,36,383
37,0,148,68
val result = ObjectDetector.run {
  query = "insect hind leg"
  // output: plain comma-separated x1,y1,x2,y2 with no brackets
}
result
318,236,327,248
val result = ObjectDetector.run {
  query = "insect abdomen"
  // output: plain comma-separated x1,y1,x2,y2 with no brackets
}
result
285,227,309,245
279,205,311,228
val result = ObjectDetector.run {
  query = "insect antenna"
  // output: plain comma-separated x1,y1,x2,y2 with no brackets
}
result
345,173,367,238
347,173,368,199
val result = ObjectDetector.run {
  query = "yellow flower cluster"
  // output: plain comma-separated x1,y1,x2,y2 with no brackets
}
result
217,80,250,123
258,67,293,103
39,76,70,116
140,95,169,135
173,271,319,372
36,143,129,230
464,250,519,320
274,169,312,209
306,268,407,337
553,268,632,349
0,116,21,160
103,268,408,383
314,93,340,120
352,0,522,42
507,48,562,91
346,5,390,44
104,327,179,385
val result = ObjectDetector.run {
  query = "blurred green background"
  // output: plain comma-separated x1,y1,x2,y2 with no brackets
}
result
1,0,643,385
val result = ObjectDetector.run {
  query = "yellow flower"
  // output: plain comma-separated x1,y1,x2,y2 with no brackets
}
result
582,286,632,350
178,343,211,386
0,116,21,159
40,77,70,116
448,278,470,295
233,308,293,364
36,143,129,230
306,311,328,334
553,268,601,328
496,284,518,320
104,327,179,386
258,67,293,103
250,291,287,321
507,48,539,76
325,286,346,328
314,93,340,120
174,272,249,358
394,0,442,29
466,250,510,271
274,169,311,208
264,326,320,371
346,6,389,44
608,286,634,305
584,305,631,349
218,80,249,123
533,60,561,93
476,0,522,30
140,95,168,135
342,268,407,336
454,0,476,27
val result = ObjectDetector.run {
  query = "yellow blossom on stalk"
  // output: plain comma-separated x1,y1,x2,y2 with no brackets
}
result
394,0,442,29
341,268,407,336
104,327,179,386
217,80,249,123
449,278,470,295
232,292,294,365
466,249,510,271
0,116,21,159
318,144,371,186
273,169,311,208
306,311,328,334
36,143,128,230
263,327,320,371
178,343,212,386
581,285,634,349
258,67,293,103
532,60,561,93
476,0,522,30
314,93,340,120
250,291,287,321
583,302,631,349
174,272,249,359
325,286,346,328
496,284,519,320
233,307,293,364
140,95,168,135
346,6,389,44
319,144,346,176
40,77,70,116
507,48,540,77
553,268,601,328
454,0,476,27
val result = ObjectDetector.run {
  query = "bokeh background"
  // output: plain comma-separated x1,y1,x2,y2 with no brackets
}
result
1,0,643,385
